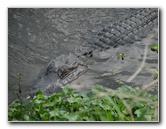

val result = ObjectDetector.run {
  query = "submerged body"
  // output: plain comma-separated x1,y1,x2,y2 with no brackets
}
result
29,8,158,97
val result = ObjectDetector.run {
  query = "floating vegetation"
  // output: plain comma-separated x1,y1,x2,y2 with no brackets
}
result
117,53,125,60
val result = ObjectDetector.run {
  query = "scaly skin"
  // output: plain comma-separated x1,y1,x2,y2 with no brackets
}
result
89,8,158,50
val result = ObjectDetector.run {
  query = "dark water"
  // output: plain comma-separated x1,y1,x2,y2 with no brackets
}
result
8,8,158,103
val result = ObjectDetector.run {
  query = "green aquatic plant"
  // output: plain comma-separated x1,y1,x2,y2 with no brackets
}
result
117,53,125,60
8,84,158,121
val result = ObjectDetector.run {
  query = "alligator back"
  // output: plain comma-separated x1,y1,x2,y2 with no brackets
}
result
88,8,158,50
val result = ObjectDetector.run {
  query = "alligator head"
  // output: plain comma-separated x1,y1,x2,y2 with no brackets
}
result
30,53,87,96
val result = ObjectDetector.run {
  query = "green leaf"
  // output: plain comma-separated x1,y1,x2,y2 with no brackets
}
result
145,115,152,121
117,53,125,60
62,85,74,95
24,115,30,121
91,99,102,105
67,97,77,103
36,90,43,96
134,108,146,118
62,113,80,121
150,44,158,52
34,99,43,104
49,110,56,118
91,85,105,93
26,96,31,99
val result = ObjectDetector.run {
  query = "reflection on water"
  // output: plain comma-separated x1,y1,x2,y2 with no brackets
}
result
8,8,158,103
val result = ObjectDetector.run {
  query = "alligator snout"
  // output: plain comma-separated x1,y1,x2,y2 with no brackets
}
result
30,53,87,96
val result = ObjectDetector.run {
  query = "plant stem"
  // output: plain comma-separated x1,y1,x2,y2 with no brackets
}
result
126,33,153,82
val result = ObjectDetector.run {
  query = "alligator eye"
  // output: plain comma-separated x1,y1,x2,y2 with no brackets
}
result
58,65,70,79
45,61,56,75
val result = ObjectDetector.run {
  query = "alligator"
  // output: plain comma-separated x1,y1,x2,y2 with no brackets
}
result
29,8,158,97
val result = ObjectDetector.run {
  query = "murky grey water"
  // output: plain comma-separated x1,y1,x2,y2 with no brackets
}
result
8,8,158,104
